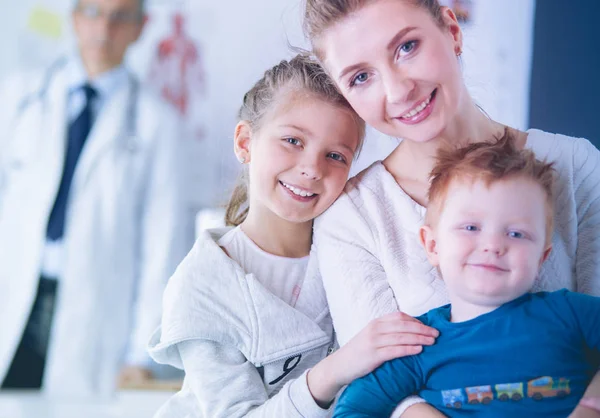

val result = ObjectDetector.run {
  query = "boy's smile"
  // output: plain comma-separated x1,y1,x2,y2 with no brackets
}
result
422,176,552,322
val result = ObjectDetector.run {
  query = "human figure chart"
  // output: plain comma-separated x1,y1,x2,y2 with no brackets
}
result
149,13,206,138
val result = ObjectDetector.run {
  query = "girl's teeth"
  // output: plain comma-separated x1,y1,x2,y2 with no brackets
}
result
282,182,314,197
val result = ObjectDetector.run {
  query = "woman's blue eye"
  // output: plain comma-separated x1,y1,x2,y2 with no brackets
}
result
398,40,417,57
465,225,478,232
285,137,300,146
350,72,369,87
508,231,524,239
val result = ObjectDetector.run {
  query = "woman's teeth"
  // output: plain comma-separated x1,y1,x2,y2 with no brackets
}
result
281,182,315,197
401,94,432,119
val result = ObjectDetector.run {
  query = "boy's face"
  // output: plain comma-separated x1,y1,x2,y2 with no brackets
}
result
421,177,552,317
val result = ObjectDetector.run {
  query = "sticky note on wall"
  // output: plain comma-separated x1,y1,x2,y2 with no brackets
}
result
27,5,63,39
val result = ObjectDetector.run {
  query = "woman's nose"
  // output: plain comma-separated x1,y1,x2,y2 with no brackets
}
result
382,68,417,106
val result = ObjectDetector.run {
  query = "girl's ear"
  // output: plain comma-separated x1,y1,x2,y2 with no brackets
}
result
234,121,252,164
440,6,463,56
419,225,440,266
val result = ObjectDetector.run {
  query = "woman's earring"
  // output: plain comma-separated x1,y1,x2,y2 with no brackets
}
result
238,156,247,164
456,48,463,57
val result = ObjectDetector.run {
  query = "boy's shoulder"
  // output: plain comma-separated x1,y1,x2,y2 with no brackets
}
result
415,304,451,327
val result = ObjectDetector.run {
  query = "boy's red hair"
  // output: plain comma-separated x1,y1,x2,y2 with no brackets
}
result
425,129,556,245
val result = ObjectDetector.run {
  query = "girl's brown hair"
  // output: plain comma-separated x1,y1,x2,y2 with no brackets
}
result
224,54,366,226
303,0,446,59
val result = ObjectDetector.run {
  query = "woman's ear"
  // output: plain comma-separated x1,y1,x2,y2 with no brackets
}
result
234,121,252,164
419,225,440,266
440,6,463,56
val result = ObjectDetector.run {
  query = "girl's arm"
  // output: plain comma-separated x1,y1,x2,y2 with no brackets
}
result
177,312,438,417
573,137,600,296
307,312,438,406
178,340,331,418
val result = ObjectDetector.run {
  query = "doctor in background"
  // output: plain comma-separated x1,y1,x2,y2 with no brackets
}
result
0,0,189,396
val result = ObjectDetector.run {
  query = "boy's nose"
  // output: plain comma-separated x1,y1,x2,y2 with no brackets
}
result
482,235,507,256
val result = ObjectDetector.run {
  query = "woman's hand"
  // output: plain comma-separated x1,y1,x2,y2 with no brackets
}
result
307,312,438,407
569,398,600,418
399,402,447,417
570,370,600,417
580,398,600,411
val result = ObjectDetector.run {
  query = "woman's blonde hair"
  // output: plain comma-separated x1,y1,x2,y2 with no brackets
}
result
303,0,445,59
224,54,366,226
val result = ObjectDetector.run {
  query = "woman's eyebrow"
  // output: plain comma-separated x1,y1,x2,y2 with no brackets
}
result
337,26,417,82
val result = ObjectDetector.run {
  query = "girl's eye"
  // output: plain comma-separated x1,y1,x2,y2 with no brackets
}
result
397,40,418,58
508,231,525,239
327,152,347,164
285,137,301,146
465,225,479,232
350,72,369,87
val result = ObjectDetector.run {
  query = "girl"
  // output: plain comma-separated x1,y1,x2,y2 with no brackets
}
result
302,0,600,416
148,54,439,417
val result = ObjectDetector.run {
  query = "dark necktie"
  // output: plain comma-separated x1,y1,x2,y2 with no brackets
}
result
46,83,98,241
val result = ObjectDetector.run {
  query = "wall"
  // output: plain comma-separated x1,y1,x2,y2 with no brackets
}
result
529,0,600,145
0,0,537,211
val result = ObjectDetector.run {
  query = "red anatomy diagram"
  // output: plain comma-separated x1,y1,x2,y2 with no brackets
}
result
149,13,206,123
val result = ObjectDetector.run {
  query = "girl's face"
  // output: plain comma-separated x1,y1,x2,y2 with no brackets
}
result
240,93,360,225
318,0,465,143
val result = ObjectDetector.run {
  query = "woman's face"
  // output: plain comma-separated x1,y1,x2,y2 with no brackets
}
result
318,0,465,143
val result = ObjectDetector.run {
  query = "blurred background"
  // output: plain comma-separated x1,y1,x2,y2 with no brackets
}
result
0,0,598,416
1,0,597,214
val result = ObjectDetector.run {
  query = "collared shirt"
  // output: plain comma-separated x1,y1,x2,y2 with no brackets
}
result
41,54,129,280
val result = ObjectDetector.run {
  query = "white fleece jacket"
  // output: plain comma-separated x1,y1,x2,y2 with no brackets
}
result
314,129,600,413
149,228,335,418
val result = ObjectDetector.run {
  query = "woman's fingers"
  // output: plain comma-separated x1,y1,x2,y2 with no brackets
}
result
580,397,600,411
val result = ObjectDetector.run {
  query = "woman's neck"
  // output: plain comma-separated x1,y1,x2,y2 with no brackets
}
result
385,101,506,195
240,206,312,258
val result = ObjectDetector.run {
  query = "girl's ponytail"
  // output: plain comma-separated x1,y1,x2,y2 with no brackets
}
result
225,171,249,226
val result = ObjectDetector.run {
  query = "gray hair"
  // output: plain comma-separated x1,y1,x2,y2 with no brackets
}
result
74,0,146,16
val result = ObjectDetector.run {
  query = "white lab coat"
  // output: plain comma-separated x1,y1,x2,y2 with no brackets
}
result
0,60,190,396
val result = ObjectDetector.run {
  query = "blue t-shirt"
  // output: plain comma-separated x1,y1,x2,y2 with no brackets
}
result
334,290,600,418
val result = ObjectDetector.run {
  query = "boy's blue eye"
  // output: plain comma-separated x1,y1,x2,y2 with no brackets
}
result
465,225,478,232
508,231,524,239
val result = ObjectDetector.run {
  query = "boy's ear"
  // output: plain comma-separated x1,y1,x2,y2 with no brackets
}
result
419,225,440,266
539,245,552,267
234,121,252,163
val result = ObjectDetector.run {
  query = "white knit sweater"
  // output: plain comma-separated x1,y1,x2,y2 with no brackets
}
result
314,129,600,349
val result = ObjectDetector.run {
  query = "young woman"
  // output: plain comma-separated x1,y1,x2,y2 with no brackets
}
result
303,1,600,416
